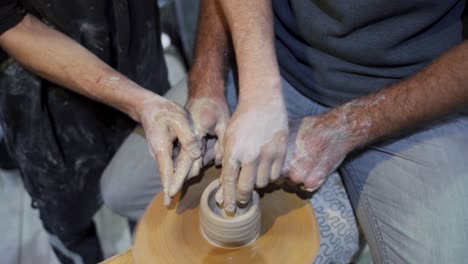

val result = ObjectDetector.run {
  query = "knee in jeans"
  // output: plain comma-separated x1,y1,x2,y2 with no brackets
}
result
100,180,129,217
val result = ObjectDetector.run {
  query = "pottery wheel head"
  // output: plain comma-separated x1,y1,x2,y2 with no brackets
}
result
133,167,320,264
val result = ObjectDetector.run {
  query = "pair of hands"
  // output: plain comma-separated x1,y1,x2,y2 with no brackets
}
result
136,82,359,212
135,93,230,207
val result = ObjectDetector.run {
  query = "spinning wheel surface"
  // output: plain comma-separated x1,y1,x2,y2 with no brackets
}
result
134,167,320,263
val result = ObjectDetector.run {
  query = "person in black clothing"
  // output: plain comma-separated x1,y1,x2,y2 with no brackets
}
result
0,1,200,263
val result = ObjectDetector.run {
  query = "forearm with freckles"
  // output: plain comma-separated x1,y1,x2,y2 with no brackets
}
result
219,0,281,98
189,0,231,99
0,14,155,122
335,42,468,150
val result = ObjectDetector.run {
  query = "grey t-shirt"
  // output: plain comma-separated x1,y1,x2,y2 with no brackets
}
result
273,0,465,106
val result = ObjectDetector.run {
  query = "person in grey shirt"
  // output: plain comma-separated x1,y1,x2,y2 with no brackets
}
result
200,0,467,263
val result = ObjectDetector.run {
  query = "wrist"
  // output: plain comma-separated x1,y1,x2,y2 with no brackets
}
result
129,91,164,123
188,84,226,101
328,102,373,151
188,74,226,100
189,48,229,98
238,76,282,103
92,70,159,123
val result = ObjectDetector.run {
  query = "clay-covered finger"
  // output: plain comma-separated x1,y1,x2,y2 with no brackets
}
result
303,158,342,190
214,141,223,166
214,123,226,165
237,160,258,204
255,158,272,188
303,169,328,190
171,118,201,159
189,157,203,179
215,186,224,206
270,150,286,182
221,158,240,213
151,139,174,207
285,159,307,184
163,193,172,207
169,149,195,196
271,134,287,182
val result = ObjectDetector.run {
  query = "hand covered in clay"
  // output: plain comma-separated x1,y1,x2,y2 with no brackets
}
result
166,95,231,197
137,95,201,207
220,86,288,213
282,106,370,191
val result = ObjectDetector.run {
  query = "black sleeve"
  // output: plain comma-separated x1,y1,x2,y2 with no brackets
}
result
0,0,25,35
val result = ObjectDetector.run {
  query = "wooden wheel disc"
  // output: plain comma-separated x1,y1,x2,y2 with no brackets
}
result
134,167,320,264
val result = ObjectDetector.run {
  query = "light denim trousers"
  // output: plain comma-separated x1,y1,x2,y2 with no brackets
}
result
101,74,468,263
269,76,468,263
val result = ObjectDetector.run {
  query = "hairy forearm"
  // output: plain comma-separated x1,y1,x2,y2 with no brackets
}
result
0,14,156,122
189,0,230,99
335,42,468,150
219,0,281,101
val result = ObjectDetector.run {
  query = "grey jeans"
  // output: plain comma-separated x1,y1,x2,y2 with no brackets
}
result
101,75,468,263
279,78,468,263
276,77,468,263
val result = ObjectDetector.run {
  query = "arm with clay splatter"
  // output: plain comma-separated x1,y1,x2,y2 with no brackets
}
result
217,0,289,213
283,42,468,191
0,14,201,206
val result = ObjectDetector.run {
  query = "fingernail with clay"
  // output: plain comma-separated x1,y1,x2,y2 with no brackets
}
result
168,186,179,197
215,188,224,206
225,204,236,213
301,185,319,193
302,177,327,192
238,199,249,205
317,178,326,186
163,193,172,207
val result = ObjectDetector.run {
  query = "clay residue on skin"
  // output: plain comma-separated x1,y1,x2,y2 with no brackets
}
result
186,97,230,164
340,95,378,147
218,89,289,213
208,188,250,218
225,94,288,165
292,117,347,186
138,95,201,207
139,97,191,160
282,96,375,190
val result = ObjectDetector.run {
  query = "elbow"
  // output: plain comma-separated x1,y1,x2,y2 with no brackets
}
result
0,14,36,46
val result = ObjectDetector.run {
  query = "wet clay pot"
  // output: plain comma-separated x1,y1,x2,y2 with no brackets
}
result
199,179,262,248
